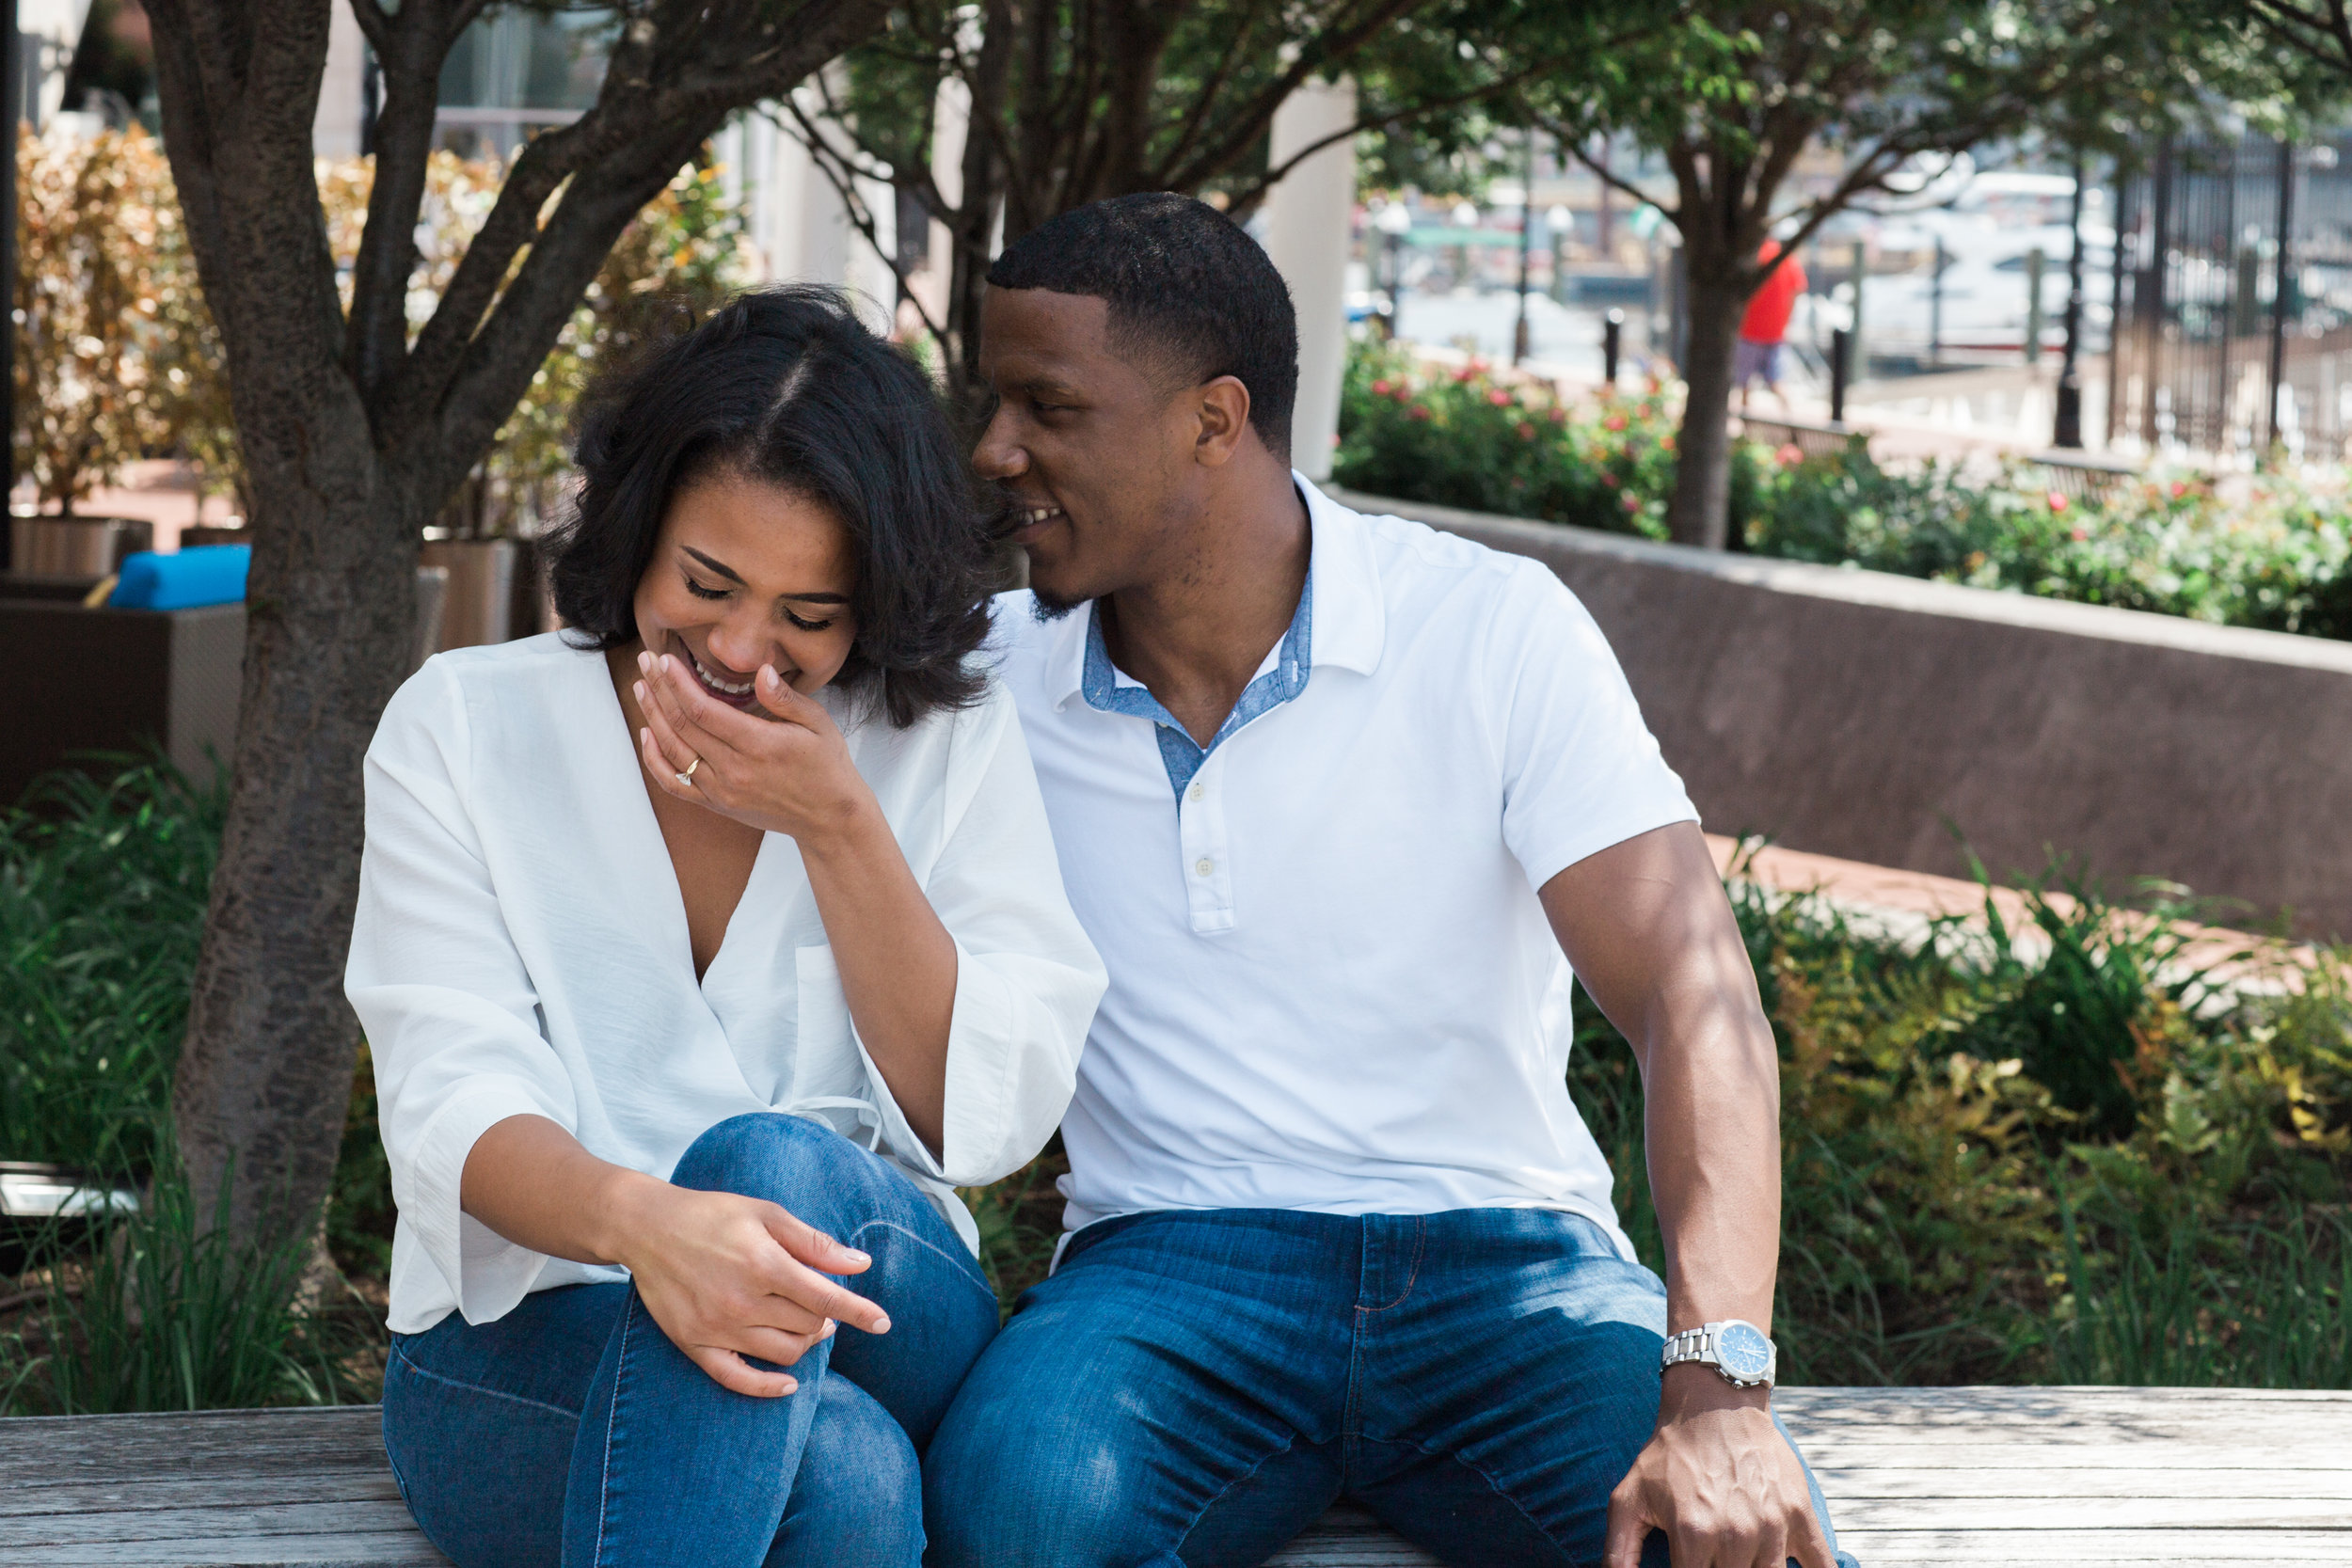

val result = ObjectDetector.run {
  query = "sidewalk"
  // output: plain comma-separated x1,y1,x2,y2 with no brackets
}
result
1707,834,2328,996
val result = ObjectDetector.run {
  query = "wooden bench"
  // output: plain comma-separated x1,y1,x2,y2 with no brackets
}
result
4,1386,2349,1564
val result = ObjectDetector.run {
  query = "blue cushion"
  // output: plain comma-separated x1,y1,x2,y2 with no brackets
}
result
108,545,250,610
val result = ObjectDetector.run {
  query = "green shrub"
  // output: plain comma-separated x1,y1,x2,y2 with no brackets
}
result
1334,337,2352,641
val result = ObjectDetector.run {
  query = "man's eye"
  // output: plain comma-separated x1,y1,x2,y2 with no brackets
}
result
684,578,729,601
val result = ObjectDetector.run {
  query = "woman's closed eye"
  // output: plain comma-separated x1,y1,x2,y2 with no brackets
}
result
783,609,835,633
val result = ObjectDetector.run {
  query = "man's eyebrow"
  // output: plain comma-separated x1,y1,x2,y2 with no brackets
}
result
681,546,745,585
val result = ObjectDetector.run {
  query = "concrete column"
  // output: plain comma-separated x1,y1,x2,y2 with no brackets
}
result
1261,75,1357,481
313,1,370,157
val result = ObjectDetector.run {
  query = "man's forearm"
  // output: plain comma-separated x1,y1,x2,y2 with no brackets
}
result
1636,980,1782,1337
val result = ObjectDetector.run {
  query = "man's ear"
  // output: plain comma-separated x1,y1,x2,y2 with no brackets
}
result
1192,375,1254,467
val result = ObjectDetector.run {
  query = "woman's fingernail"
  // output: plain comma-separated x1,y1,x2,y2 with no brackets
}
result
636,650,650,672
842,1248,870,1266
778,1377,798,1394
821,1319,837,1338
872,1314,892,1333
632,681,646,704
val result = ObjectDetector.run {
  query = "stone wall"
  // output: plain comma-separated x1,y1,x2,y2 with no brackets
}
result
1333,489,2352,940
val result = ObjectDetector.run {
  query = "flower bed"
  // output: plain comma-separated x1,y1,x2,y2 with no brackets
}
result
1333,341,2352,641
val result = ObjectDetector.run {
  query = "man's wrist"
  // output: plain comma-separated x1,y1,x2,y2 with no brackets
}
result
1659,1361,1772,1420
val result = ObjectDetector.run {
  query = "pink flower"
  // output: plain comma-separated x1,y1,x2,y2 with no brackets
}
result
1775,443,1804,467
1488,388,1512,407
2170,481,2188,499
1406,404,1432,422
1549,407,1567,425
1604,412,1629,433
1601,472,1621,488
1661,435,1675,451
2046,490,2069,514
1372,378,1392,397
1331,431,1343,447
1622,494,1641,514
1517,422,1536,440
1453,366,1477,383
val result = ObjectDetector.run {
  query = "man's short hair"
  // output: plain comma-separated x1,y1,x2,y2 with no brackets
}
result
988,193,1298,460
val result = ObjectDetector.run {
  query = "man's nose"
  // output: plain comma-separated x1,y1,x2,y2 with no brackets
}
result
972,406,1026,480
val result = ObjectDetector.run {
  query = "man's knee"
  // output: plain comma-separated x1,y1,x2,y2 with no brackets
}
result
925,1400,1161,1568
672,1112,878,1207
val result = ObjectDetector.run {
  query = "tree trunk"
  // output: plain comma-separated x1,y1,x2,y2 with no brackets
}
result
1666,270,1746,551
171,436,425,1243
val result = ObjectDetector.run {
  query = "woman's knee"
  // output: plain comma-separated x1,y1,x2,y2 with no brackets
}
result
672,1112,878,1207
773,1377,923,1567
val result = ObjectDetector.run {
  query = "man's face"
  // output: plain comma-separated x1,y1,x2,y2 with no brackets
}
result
973,287,1205,614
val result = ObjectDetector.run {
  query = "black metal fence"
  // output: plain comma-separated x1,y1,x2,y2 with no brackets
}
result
2111,130,2352,462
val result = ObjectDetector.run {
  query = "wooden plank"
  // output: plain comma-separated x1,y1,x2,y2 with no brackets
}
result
1809,1467,2352,1501
1831,1528,2352,1562
0,1503,428,1547
0,1475,405,1518
0,1533,450,1567
1266,1504,1441,1568
1834,1497,2352,1529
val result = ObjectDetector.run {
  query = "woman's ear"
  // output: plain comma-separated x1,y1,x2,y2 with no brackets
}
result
1193,375,1254,468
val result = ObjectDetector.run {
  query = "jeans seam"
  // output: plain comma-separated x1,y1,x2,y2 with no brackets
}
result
386,1339,582,1422
1354,1433,1579,1563
841,1218,996,1301
592,1292,638,1568
1171,1428,1312,1559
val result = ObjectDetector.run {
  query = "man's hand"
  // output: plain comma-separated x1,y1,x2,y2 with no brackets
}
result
1604,1372,1833,1568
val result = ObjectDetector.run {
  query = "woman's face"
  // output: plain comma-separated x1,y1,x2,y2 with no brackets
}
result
631,472,860,713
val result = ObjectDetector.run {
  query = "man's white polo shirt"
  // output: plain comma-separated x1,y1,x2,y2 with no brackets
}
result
989,478,1697,1256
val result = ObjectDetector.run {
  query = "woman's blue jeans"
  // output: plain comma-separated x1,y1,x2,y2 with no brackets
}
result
381,1113,999,1568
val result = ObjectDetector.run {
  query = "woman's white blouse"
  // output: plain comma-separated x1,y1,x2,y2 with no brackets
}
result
346,634,1106,1335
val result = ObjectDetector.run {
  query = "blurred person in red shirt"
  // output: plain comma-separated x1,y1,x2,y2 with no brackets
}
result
1736,239,1806,409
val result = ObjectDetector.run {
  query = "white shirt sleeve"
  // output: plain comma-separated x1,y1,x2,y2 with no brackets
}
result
345,658,577,1325
850,684,1108,1187
1487,560,1700,892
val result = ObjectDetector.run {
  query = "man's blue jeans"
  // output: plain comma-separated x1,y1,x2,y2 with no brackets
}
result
380,1114,1000,1568
924,1207,1854,1568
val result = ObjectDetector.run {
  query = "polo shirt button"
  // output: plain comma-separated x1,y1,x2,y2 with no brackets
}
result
1195,858,1214,877
1189,781,1205,801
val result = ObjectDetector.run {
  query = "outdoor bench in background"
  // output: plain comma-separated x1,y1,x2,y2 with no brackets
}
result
3,1386,2349,1564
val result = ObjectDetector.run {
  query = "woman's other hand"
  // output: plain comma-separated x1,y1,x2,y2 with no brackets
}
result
634,651,872,848
610,1177,891,1399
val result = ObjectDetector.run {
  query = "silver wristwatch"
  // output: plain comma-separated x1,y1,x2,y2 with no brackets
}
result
1661,1320,1777,1388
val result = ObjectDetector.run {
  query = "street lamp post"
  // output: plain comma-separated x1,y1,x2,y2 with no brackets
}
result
1375,201,1412,341
1513,131,1536,365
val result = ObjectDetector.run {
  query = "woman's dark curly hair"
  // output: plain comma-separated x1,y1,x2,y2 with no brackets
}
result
547,286,993,728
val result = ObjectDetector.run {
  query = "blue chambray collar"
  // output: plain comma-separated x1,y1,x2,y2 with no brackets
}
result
1079,567,1313,800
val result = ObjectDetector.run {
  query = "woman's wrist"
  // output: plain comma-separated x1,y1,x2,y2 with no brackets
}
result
584,1163,675,1270
793,786,893,873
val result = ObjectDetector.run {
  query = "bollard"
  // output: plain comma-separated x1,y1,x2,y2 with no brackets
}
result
1830,326,1851,425
1603,309,1623,388
2024,248,2045,366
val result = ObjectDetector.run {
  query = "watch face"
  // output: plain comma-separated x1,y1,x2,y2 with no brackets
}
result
1716,1322,1772,1381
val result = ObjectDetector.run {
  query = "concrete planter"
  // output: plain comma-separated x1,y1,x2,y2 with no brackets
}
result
1333,487,2352,940
9,515,154,576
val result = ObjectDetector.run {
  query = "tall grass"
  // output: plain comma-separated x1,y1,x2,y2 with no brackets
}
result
0,759,223,1174
0,1151,370,1415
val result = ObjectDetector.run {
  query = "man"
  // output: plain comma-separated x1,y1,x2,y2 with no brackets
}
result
925,193,1853,1568
1736,238,1807,410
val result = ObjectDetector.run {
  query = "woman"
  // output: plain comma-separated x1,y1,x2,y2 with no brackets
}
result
349,288,1105,1567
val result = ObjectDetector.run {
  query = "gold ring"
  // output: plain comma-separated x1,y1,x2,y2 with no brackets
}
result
675,755,700,787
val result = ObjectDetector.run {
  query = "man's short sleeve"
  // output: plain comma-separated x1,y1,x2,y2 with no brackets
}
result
1487,560,1699,892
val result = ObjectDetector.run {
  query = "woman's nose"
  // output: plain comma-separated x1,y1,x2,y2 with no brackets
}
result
704,618,776,675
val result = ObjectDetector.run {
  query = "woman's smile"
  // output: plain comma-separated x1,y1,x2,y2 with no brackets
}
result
675,633,765,708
